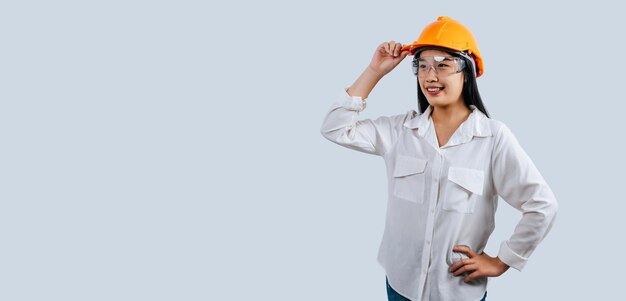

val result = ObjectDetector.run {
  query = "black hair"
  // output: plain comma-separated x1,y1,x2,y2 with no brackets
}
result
414,47,490,118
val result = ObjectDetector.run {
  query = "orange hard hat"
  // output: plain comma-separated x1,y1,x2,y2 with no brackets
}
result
401,16,484,77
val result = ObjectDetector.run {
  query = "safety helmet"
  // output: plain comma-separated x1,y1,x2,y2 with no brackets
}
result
401,16,484,77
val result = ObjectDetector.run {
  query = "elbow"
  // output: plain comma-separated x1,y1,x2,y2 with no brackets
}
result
538,196,559,226
520,191,558,224
319,114,334,140
320,117,348,143
550,198,559,216
547,197,559,223
543,189,559,219
320,123,333,141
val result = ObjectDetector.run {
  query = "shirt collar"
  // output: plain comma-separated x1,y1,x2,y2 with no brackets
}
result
403,105,492,141
403,105,433,137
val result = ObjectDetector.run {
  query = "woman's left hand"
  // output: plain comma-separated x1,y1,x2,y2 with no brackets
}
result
448,245,510,282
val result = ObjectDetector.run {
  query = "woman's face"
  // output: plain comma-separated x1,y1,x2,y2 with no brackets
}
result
417,49,465,108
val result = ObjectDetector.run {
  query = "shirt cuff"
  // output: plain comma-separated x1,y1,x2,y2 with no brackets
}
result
497,240,528,271
338,87,367,112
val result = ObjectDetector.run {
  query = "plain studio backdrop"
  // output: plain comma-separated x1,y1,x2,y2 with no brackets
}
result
0,1,623,300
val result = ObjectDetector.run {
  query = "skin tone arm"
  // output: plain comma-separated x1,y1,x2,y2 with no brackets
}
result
346,41,410,99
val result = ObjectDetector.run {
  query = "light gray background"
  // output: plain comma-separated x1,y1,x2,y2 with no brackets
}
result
1,1,623,300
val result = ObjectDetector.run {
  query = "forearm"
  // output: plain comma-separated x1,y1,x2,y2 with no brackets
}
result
498,200,558,270
346,66,384,100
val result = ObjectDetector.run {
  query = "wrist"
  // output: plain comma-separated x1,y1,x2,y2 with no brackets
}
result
495,256,510,273
366,65,385,79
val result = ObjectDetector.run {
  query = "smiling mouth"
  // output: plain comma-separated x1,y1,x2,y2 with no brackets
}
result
427,87,443,92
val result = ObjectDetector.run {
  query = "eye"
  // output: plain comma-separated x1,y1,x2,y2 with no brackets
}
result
437,63,452,70
418,64,429,70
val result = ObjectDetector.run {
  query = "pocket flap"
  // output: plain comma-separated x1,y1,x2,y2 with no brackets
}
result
448,167,484,195
393,155,428,177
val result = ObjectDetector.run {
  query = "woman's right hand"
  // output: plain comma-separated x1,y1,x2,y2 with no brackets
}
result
368,41,411,77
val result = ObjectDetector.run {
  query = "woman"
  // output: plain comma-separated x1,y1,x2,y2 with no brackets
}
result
320,16,558,301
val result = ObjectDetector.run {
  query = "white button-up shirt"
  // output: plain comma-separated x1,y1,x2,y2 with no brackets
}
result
320,88,558,301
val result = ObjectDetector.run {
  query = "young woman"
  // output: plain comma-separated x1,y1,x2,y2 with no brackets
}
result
320,16,558,301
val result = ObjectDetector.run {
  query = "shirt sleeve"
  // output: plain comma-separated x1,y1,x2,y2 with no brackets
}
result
320,87,407,156
491,124,559,271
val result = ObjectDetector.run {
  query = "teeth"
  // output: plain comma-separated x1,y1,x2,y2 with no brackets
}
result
427,87,442,92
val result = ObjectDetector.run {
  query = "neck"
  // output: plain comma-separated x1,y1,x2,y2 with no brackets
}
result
430,102,472,126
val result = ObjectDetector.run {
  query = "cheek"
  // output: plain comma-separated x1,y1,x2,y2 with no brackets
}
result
417,80,425,88
449,79,465,94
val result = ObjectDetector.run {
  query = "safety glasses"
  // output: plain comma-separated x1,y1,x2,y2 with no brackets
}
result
412,55,466,78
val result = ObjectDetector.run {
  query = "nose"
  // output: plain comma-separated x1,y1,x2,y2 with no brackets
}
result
424,66,438,82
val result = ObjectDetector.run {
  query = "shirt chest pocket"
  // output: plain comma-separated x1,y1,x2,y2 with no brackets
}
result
443,167,484,213
392,155,428,203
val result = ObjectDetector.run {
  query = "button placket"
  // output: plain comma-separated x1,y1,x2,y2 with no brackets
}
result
421,150,440,283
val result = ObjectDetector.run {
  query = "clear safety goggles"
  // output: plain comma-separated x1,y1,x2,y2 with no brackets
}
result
412,55,466,78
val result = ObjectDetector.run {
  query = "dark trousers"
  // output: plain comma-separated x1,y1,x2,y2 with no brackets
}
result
386,276,487,301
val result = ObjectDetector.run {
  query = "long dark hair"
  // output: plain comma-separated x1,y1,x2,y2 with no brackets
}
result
415,47,490,118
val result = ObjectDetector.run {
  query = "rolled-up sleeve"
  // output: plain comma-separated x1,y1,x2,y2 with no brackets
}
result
320,88,408,156
491,125,559,271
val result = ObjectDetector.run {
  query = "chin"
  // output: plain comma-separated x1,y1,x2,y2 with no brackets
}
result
425,98,455,108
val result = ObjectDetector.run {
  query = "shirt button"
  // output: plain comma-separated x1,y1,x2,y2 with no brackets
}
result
426,240,431,245
431,209,435,214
